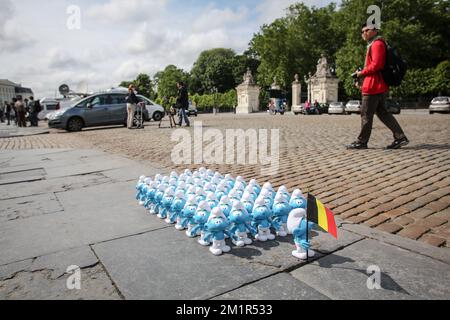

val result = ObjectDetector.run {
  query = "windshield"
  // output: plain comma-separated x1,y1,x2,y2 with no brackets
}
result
432,97,449,103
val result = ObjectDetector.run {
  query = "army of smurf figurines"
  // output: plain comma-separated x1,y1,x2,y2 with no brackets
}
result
136,168,317,258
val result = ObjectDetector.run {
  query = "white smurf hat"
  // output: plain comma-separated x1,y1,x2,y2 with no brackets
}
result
184,169,192,176
177,181,187,190
234,181,245,191
150,181,159,188
219,196,231,205
254,197,266,208
249,179,260,187
154,174,163,181
274,193,288,204
187,186,196,194
195,187,205,196
206,192,218,201
232,200,245,211
139,175,146,182
144,177,152,185
175,190,185,199
185,195,198,207
260,188,271,198
263,182,274,191
225,174,234,181
170,171,179,178
164,188,175,196
158,184,166,192
292,189,304,198
197,200,211,212
241,192,254,203
208,207,227,222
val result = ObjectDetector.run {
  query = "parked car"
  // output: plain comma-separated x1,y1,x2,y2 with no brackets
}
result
292,104,303,115
318,103,329,114
429,96,450,114
386,99,401,114
187,101,198,117
328,102,345,114
345,100,362,114
48,92,165,132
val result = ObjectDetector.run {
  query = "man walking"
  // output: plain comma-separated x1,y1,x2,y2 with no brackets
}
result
347,23,409,150
28,96,38,127
176,81,190,127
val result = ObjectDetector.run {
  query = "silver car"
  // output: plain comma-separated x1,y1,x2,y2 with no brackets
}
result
429,96,450,114
345,100,362,114
48,92,165,132
328,102,345,114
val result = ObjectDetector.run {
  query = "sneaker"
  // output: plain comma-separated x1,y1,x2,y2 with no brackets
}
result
386,137,409,149
346,141,368,150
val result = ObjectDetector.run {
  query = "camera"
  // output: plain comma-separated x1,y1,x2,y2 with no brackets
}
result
351,67,362,79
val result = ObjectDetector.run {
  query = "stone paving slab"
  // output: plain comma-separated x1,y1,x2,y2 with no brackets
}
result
290,239,450,300
92,228,279,300
0,193,64,223
0,173,113,200
0,182,168,266
342,223,450,265
212,273,330,300
0,246,120,300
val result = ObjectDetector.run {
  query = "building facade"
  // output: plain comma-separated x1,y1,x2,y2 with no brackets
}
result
0,79,34,106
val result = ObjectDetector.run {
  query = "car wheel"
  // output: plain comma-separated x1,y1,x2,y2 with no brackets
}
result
429,111,434,114
153,111,163,122
194,113,198,117
67,117,83,132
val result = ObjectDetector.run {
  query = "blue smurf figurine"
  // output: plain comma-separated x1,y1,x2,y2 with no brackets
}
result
167,190,186,224
190,200,212,246
144,181,159,211
287,208,316,260
271,193,290,237
249,179,261,195
206,192,219,209
241,192,255,214
229,200,256,247
204,207,234,255
289,189,307,210
138,177,152,206
177,195,197,232
218,196,232,217
158,188,175,220
151,184,166,215
135,176,146,203
251,197,275,242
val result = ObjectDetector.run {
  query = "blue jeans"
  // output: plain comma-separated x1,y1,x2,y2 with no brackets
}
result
178,108,190,126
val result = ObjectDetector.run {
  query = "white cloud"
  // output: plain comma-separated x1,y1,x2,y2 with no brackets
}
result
86,0,167,24
192,5,249,32
0,0,35,53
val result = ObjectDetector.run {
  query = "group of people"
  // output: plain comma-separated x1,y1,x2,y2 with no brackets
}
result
304,100,320,115
267,100,287,115
1,96,41,127
125,81,190,130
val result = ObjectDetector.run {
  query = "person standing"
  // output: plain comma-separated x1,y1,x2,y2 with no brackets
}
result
126,84,139,129
15,96,26,127
347,23,408,150
28,96,38,127
176,81,190,127
5,101,11,125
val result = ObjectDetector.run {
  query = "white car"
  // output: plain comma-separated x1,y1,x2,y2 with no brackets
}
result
328,102,345,114
292,104,304,115
345,100,362,114
429,96,450,114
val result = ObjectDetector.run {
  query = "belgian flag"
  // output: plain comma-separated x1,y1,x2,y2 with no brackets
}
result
307,194,338,239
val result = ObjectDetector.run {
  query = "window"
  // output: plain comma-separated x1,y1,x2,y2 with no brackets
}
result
112,94,126,104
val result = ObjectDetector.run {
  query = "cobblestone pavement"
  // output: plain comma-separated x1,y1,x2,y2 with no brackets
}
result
1,110,449,248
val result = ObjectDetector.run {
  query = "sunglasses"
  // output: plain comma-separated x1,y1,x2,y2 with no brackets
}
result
361,29,373,34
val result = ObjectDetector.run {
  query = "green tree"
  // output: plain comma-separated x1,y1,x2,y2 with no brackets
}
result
154,65,189,105
190,48,237,94
134,73,156,100
249,3,342,90
432,61,450,96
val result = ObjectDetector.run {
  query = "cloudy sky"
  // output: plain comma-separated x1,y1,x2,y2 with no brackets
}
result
0,0,335,98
